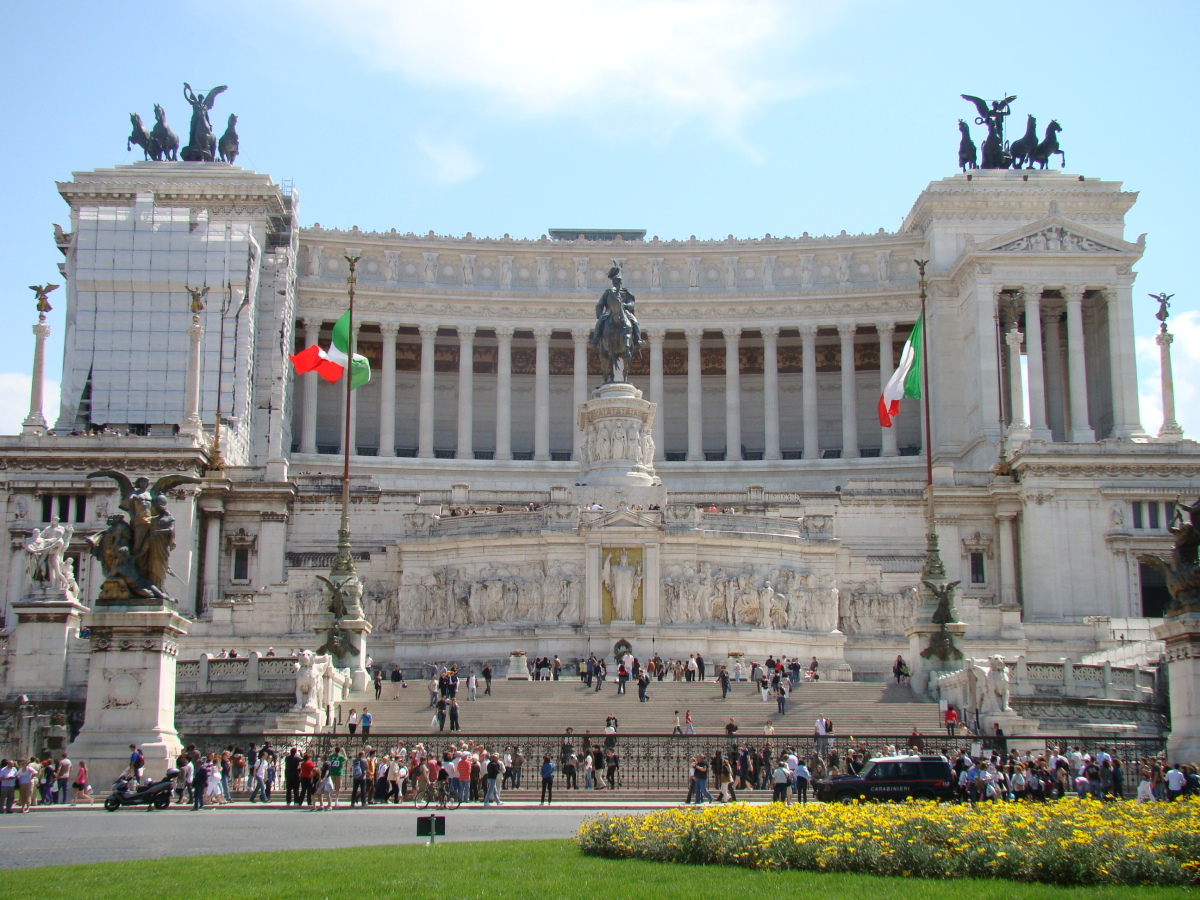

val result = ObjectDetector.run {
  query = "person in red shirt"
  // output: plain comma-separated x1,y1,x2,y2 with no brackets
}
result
298,754,317,808
945,706,959,738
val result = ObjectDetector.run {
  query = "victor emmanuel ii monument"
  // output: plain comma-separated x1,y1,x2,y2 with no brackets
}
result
0,88,1195,764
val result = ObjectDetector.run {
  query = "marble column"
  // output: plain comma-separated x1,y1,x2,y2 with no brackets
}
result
647,328,666,461
685,328,704,461
377,322,398,457
877,322,898,457
456,325,476,459
300,319,320,454
1157,328,1184,440
572,328,590,460
200,506,223,611
997,510,1019,608
1005,327,1032,449
533,327,552,461
723,327,742,460
417,324,437,458
22,317,51,434
761,326,781,461
800,325,819,459
1108,286,1145,439
1065,288,1095,442
1043,309,1067,441
180,316,204,437
1023,287,1051,441
838,322,859,458
495,327,514,460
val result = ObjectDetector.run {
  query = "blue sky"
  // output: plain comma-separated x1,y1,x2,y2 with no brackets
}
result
1,0,1196,435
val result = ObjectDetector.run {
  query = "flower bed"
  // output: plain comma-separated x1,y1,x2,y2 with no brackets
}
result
576,799,1200,887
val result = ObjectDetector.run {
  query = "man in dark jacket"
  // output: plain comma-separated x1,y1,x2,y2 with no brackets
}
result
284,747,301,807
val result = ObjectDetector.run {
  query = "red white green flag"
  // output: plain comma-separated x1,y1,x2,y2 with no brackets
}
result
878,315,922,427
290,310,371,389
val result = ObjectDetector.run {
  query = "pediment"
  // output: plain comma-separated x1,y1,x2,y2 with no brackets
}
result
584,507,659,530
974,215,1141,255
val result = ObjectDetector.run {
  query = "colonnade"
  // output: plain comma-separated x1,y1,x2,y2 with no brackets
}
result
294,319,923,462
998,284,1141,444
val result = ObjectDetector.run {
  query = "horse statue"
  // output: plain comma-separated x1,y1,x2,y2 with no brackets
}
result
957,120,977,171
1008,114,1038,169
151,104,179,161
591,264,644,383
1031,120,1065,169
218,114,240,164
127,112,159,161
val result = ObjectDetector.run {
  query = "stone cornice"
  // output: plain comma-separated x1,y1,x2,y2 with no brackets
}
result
58,163,287,216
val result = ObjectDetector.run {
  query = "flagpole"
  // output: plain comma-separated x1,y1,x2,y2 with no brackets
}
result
341,256,360,534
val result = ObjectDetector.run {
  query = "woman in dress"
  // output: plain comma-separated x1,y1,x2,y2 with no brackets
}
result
205,755,225,806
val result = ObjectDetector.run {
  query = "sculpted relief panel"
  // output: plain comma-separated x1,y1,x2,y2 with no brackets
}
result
395,561,583,632
660,564,838,632
838,580,917,636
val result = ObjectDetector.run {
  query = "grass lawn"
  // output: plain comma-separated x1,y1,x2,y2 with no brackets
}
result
4,840,1196,900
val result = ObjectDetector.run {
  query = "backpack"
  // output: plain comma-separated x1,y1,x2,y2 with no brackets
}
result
135,750,145,768
353,759,366,779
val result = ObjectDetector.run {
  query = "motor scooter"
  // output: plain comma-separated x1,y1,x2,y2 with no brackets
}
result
103,769,179,811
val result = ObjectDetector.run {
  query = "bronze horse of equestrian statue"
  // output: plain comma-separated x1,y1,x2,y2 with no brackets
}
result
1031,120,1065,169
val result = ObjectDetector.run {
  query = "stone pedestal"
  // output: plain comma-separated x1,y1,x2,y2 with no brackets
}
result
577,383,659,488
1153,604,1200,762
313,615,372,693
978,709,1029,737
906,621,968,696
506,652,530,680
7,599,88,694
68,607,189,789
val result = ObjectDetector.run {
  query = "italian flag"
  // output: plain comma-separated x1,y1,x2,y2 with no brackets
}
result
878,315,922,427
289,310,371,389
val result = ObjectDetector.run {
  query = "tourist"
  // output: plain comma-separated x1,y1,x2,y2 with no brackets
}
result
945,705,959,738
696,654,706,681
564,752,578,789
682,709,695,735
808,657,819,680
361,707,373,736
1166,763,1186,801
909,728,924,752
0,760,16,814
732,659,743,682
284,747,301,807
719,666,730,699
686,655,697,682
249,752,269,802
672,710,683,735
449,699,461,732
553,656,562,680
350,752,368,807
18,758,38,812
328,745,346,801
435,696,448,731
776,681,788,715
771,758,791,803
511,747,524,789
347,707,359,734
205,754,226,807
71,761,91,805
583,752,595,789
637,669,650,702
483,754,503,806
467,669,477,701
691,756,713,804
760,674,771,702
795,757,811,803
585,655,595,687
55,754,72,802
616,662,627,695
893,655,907,683
605,748,620,789
191,755,208,810
814,716,827,755
539,755,556,805
482,663,493,696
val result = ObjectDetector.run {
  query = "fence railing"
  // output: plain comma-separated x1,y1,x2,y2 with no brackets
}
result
176,731,1167,791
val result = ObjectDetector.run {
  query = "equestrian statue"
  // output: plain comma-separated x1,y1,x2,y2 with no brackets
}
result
956,95,1066,172
591,263,645,383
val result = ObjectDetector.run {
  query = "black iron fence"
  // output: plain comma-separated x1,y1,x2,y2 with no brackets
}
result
178,731,1167,791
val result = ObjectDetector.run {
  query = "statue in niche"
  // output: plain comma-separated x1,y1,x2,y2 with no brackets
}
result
602,549,641,621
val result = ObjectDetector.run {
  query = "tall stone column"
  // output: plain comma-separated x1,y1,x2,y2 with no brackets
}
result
572,327,590,460
761,326,781,461
180,315,204,438
378,322,398,457
1043,309,1067,441
1108,287,1145,439
1023,287,1051,441
877,322,898,457
1005,327,1031,449
685,328,704,461
997,509,1019,608
723,327,742,460
585,540,603,626
300,319,320,454
495,326,514,460
646,328,666,461
1157,328,1184,440
838,323,859,458
800,324,819,459
22,316,51,434
418,323,437,458
1153,609,1200,762
1065,288,1095,442
200,504,223,612
456,325,476,459
533,327,552,461
642,540,661,626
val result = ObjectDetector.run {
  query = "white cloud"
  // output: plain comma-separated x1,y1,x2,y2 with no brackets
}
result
294,0,828,142
0,373,60,435
1136,310,1200,438
416,135,483,184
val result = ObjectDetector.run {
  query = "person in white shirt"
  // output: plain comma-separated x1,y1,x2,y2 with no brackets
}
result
467,671,478,701
0,760,17,814
1165,765,1187,801
794,760,811,803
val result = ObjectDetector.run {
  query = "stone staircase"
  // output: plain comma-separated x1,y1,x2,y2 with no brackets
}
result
336,678,942,737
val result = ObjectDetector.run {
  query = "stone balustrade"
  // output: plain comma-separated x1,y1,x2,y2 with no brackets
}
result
935,656,1158,711
175,651,326,695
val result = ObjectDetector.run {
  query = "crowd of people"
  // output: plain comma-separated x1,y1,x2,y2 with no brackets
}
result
0,753,88,813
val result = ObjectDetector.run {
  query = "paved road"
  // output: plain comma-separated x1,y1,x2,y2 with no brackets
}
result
0,803,652,870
